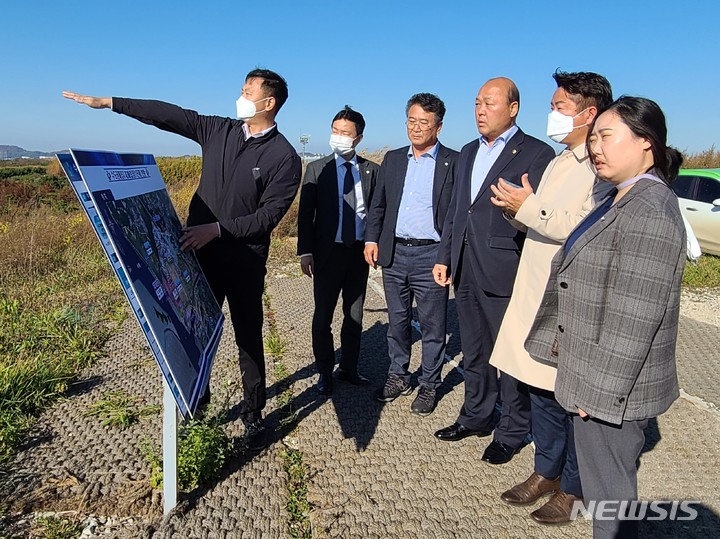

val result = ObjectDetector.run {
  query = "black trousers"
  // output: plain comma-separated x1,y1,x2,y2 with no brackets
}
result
455,247,531,447
197,238,266,423
312,242,369,375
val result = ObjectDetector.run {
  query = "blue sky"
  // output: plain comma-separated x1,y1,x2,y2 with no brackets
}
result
2,1,718,157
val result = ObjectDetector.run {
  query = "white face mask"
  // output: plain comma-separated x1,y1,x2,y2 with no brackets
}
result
235,96,269,120
546,108,588,143
329,134,357,156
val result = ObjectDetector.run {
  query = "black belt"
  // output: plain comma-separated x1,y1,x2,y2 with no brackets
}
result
395,236,439,247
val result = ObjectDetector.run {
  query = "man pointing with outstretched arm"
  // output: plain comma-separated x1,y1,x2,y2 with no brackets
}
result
63,68,302,451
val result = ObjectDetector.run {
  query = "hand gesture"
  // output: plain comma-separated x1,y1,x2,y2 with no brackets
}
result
62,91,112,109
490,173,533,216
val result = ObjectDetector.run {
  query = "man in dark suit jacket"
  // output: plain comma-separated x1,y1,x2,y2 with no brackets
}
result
297,106,379,395
433,78,555,464
364,93,458,416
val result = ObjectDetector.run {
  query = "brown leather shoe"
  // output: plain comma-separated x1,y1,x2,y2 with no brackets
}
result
500,472,560,505
530,490,583,525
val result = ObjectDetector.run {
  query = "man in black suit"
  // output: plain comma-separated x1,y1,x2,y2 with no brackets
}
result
433,78,555,463
364,93,458,416
297,107,380,395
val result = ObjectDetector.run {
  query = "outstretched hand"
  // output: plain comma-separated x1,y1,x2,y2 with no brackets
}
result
62,91,112,109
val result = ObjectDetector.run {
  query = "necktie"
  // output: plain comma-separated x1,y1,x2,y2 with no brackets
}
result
342,162,356,246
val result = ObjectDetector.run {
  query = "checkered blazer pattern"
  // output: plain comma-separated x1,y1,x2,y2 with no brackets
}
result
525,179,686,425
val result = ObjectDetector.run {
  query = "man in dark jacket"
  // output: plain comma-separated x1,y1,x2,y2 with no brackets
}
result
297,107,379,395
365,93,458,416
63,69,302,450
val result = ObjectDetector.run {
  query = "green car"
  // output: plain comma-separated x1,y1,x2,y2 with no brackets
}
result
672,169,720,256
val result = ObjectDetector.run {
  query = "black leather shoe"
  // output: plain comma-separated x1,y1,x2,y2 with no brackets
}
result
434,422,493,441
317,373,333,395
337,369,370,385
481,440,521,465
244,420,267,451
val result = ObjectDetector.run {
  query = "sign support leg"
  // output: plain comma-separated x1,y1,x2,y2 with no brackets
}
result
163,378,178,515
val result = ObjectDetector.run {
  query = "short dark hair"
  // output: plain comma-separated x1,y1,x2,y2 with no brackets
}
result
588,96,683,184
553,70,613,112
332,106,365,135
405,93,446,124
245,68,289,111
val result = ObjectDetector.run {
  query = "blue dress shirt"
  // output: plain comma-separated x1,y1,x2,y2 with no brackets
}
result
396,143,440,241
470,125,518,201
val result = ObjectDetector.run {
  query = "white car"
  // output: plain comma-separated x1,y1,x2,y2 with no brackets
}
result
672,169,720,256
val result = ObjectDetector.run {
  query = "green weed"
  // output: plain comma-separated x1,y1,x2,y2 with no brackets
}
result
265,330,286,358
281,448,312,539
141,415,235,491
85,390,160,430
35,515,81,539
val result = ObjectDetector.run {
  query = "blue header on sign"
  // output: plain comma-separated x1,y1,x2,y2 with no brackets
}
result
72,150,157,167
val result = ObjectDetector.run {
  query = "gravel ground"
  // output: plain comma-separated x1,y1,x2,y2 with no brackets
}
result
680,288,720,327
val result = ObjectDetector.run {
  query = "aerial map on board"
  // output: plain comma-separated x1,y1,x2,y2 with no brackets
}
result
58,150,223,417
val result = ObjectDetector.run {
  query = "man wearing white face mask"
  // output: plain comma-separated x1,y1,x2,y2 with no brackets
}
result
297,106,380,395
63,69,302,451
488,70,613,524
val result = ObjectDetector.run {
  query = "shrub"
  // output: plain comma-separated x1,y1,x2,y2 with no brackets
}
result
142,415,235,491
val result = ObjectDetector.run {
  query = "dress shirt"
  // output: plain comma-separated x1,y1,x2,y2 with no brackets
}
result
334,153,366,243
470,125,519,200
396,143,440,241
242,122,277,139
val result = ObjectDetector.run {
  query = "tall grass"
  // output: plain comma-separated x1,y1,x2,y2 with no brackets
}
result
683,146,720,169
0,162,124,460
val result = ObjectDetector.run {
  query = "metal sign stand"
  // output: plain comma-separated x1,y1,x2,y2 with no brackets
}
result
162,378,178,514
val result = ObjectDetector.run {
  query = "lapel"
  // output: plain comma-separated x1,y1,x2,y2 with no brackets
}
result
461,140,480,208
357,155,373,203
472,128,525,205
433,143,452,224
317,155,340,222
389,146,411,215
559,180,655,271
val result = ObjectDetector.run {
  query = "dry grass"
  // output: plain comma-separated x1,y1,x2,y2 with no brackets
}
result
682,146,720,169
358,147,388,165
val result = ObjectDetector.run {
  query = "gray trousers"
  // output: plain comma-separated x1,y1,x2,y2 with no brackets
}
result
573,415,649,539
382,242,448,389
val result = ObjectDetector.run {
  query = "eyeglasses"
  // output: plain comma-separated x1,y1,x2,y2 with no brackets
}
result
406,118,436,130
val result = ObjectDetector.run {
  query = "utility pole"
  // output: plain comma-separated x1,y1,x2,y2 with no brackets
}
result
299,134,310,162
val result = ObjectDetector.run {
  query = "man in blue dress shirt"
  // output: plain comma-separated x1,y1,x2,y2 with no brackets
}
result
365,93,459,415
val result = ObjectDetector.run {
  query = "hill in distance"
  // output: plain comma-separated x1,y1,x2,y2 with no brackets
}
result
0,145,58,159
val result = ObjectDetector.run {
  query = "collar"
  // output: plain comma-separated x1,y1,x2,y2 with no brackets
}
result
617,172,665,190
407,142,440,160
242,122,276,139
335,153,358,168
566,143,590,162
480,124,518,147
